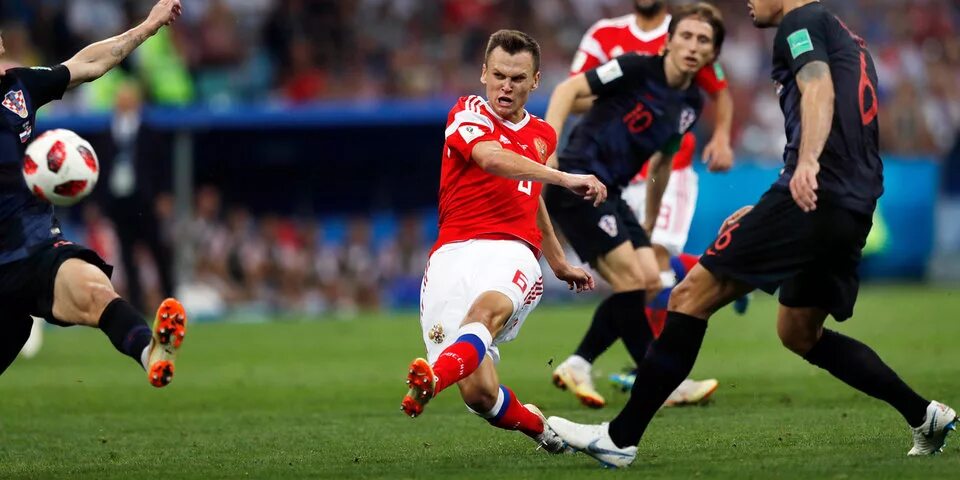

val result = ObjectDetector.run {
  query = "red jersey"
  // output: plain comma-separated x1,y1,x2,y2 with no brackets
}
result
433,95,557,255
571,13,728,178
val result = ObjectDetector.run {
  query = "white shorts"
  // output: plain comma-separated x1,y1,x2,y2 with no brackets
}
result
621,166,699,256
419,239,544,365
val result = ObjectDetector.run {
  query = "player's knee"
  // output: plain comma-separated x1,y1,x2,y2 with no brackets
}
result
667,275,697,312
777,323,821,355
72,269,119,326
462,386,498,413
610,264,649,292
465,295,512,335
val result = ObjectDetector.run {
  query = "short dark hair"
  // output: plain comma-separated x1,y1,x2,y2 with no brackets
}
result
668,2,726,55
484,29,541,72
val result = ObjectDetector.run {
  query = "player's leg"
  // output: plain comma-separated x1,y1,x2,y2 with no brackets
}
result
48,249,187,387
547,267,750,466
604,265,751,443
548,186,659,407
777,303,956,455
0,312,34,375
403,240,539,417
777,216,958,457
430,291,512,392
19,316,45,359
552,240,658,408
553,191,807,461
458,356,567,452
403,290,509,417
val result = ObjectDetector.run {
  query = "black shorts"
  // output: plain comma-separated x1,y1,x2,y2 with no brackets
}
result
544,184,651,266
0,239,113,325
698,188,872,321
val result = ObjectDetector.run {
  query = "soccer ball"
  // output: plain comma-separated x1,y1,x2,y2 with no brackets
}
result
22,129,99,206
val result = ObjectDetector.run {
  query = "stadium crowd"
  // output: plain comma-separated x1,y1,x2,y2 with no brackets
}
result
1,0,957,156
77,185,436,319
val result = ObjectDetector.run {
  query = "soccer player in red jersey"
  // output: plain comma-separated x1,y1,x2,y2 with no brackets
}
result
552,0,736,407
399,30,607,453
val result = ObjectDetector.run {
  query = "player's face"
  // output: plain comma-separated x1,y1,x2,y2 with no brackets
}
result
748,0,784,28
0,34,5,57
666,18,716,75
481,47,540,122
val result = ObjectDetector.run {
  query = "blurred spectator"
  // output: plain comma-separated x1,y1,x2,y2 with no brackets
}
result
98,81,176,312
2,0,956,157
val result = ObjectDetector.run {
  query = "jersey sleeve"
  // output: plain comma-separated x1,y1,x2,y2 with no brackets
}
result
443,97,498,161
585,53,646,98
776,9,831,75
694,62,728,96
570,23,608,75
13,65,70,109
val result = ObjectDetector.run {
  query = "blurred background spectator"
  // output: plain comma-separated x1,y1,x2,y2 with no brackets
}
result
0,0,951,158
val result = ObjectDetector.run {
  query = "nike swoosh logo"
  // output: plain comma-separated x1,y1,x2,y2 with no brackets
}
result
924,411,938,439
586,439,632,458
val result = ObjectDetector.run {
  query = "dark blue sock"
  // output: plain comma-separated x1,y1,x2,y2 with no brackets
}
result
804,329,929,427
608,311,707,448
98,298,152,366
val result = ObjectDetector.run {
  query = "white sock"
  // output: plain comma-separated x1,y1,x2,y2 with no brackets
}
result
139,345,150,370
660,270,678,289
466,386,507,419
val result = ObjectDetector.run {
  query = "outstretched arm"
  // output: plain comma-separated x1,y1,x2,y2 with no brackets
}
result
63,0,182,89
644,151,673,235
544,74,593,144
472,141,607,206
537,198,594,292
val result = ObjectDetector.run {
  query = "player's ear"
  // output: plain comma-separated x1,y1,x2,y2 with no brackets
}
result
532,71,541,91
480,63,488,85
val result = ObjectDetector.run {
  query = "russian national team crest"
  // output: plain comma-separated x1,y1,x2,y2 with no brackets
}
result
428,324,445,344
3,90,28,119
534,137,548,163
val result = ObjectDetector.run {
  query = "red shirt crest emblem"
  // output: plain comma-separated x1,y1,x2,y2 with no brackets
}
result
534,137,547,163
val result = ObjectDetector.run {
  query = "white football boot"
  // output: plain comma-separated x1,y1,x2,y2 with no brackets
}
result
663,378,720,407
547,417,636,468
524,404,570,454
908,401,958,456
552,355,605,408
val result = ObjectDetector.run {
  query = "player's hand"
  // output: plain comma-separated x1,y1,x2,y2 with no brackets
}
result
719,205,753,233
561,173,607,206
643,220,655,237
790,160,820,212
148,0,183,28
703,135,734,172
553,263,595,293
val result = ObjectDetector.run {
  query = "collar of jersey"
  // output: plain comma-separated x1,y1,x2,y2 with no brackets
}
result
628,13,671,43
482,100,531,131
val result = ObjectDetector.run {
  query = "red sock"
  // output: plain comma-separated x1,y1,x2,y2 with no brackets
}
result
432,323,491,393
482,385,544,437
645,306,667,338
677,253,700,273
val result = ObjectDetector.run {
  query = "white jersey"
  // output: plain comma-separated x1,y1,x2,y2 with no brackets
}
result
622,166,699,256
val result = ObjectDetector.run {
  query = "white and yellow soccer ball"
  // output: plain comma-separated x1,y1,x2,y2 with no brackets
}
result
22,128,99,206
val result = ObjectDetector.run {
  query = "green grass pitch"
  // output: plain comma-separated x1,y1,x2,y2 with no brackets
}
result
1,285,959,479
